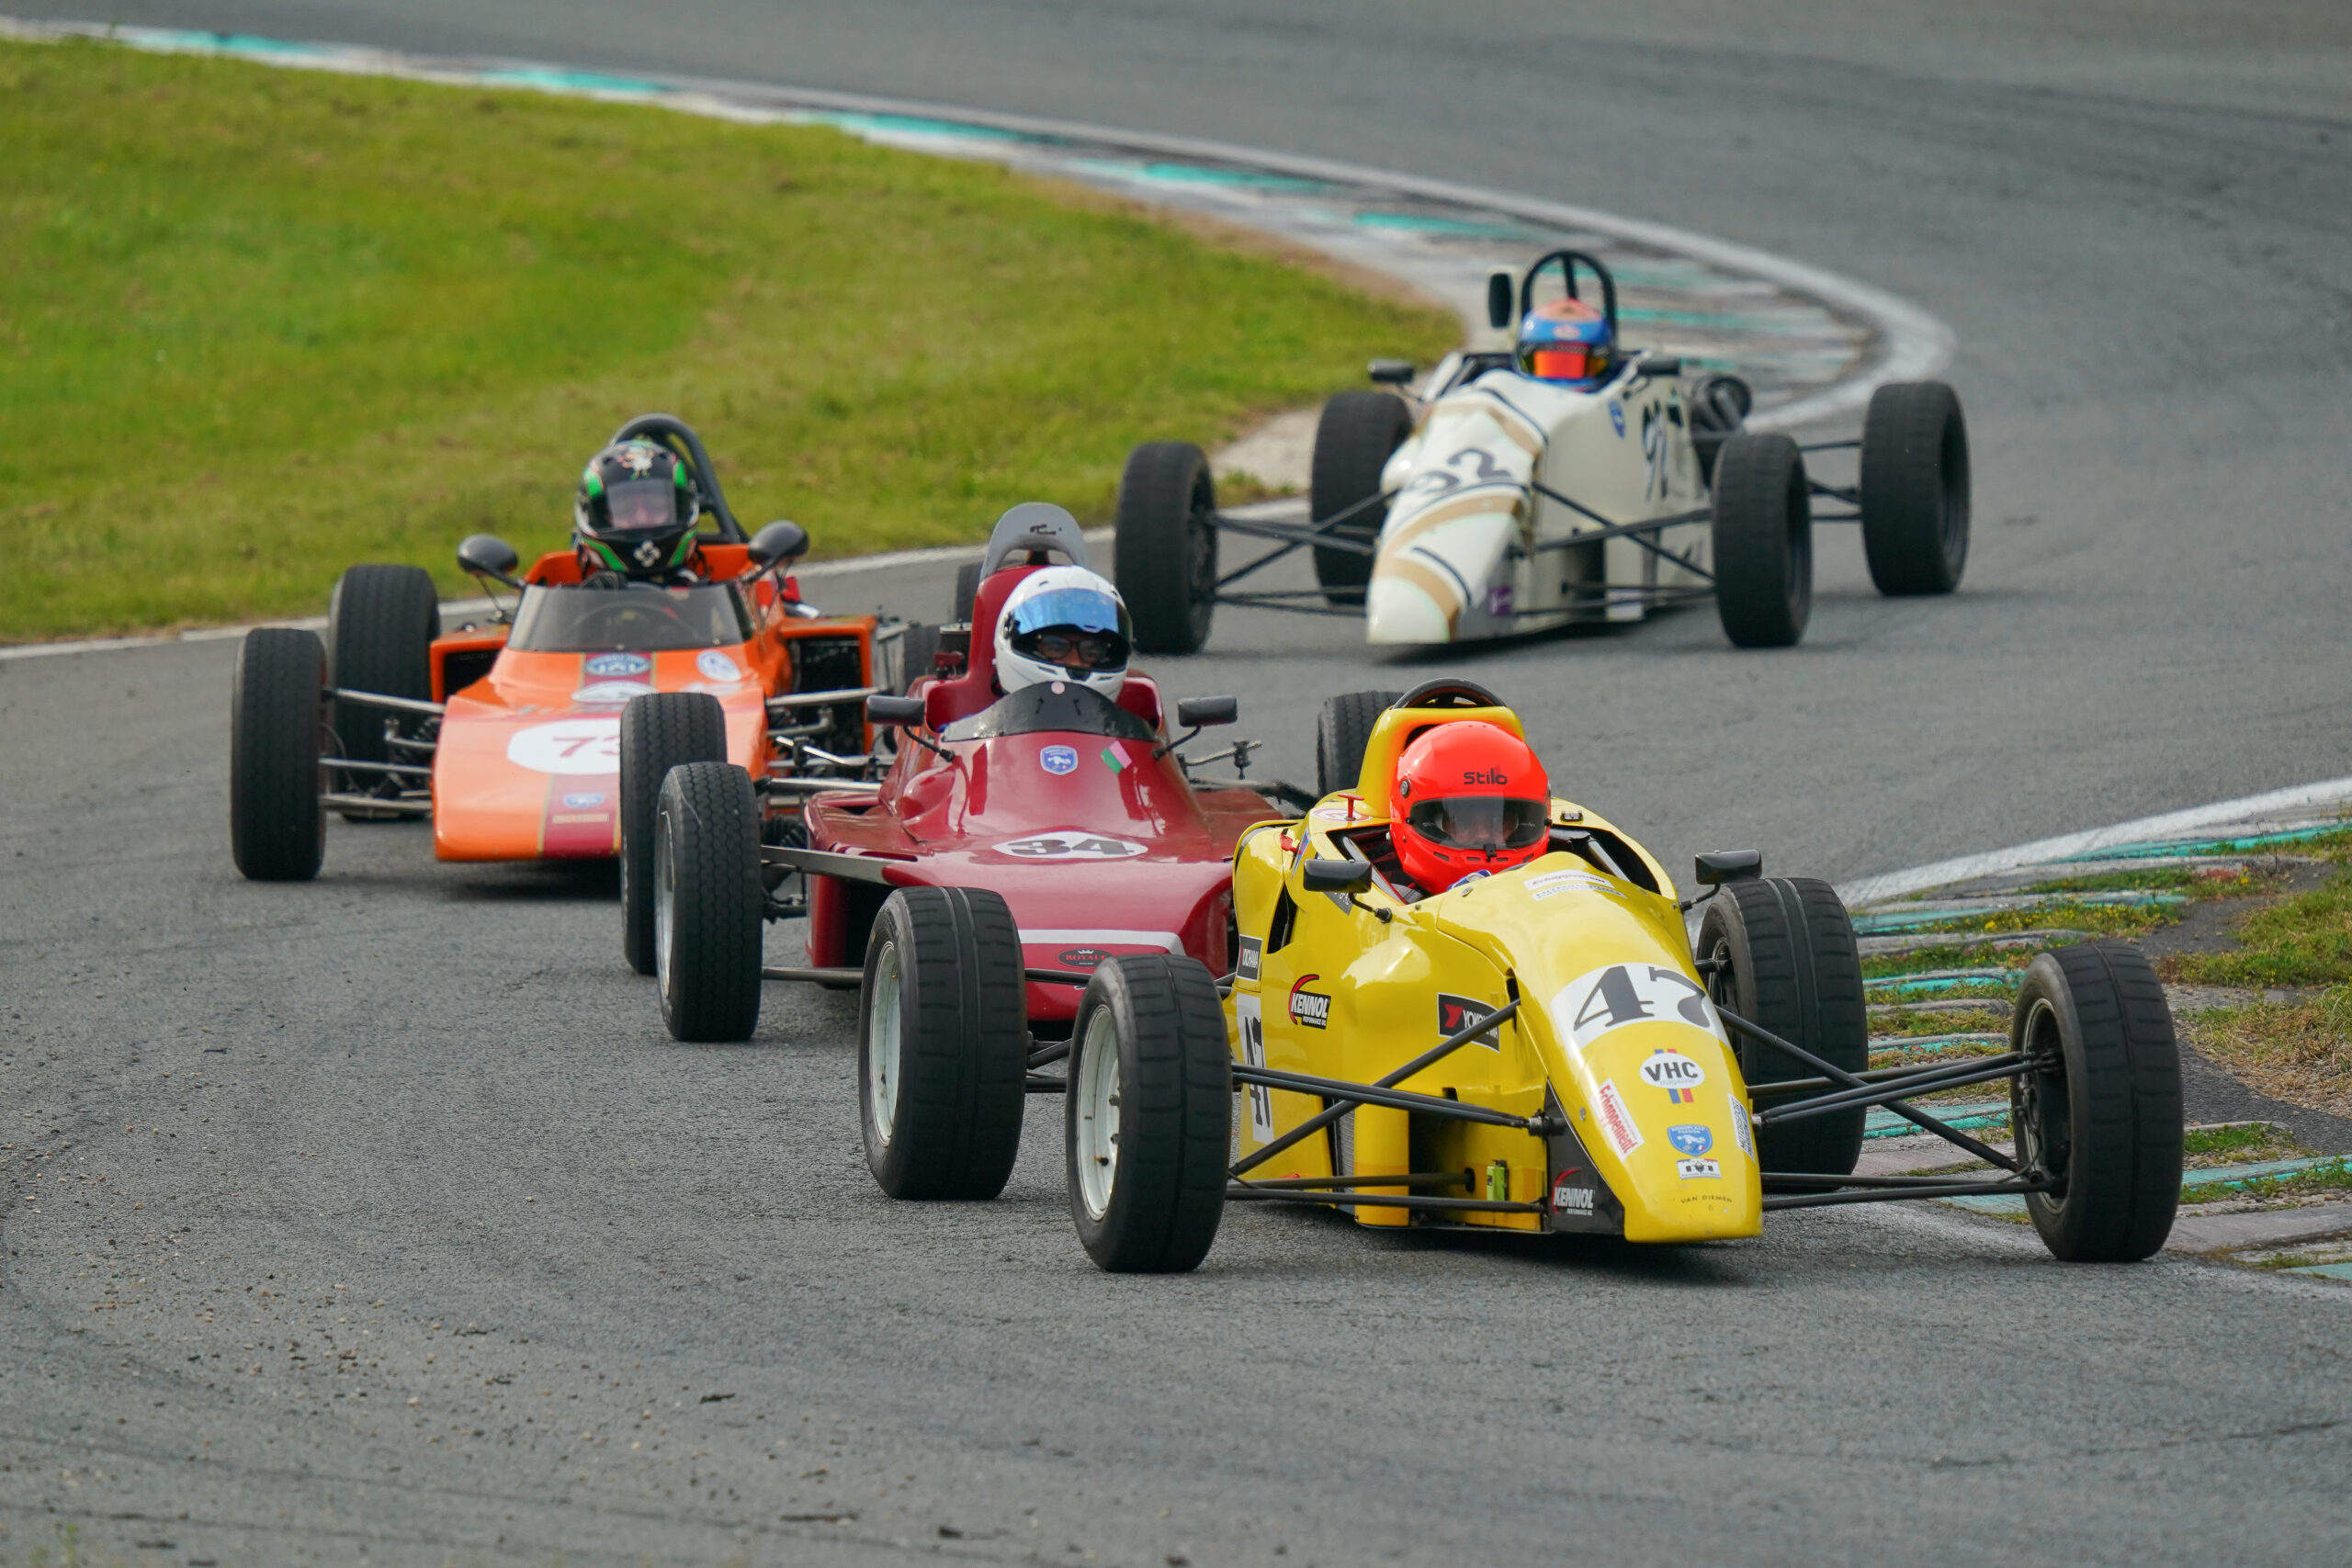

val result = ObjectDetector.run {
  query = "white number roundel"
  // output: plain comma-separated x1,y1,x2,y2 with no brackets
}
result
1551,962,1728,1053
506,717,622,775
993,831,1148,861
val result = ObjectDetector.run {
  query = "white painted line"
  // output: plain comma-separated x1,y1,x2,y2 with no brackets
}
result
1020,929,1184,953
1837,776,2352,909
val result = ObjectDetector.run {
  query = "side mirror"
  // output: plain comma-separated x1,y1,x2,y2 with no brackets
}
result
1175,695,1237,728
748,520,810,570
1693,850,1763,886
457,534,521,586
1367,359,1416,386
1638,355,1684,378
1301,857,1374,894
865,694,923,727
1486,269,1516,333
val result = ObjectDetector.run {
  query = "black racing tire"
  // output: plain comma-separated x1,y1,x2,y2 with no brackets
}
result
1710,433,1812,649
1066,953,1231,1273
1859,380,1971,596
619,692,729,976
229,627,327,882
858,886,1028,1200
1315,690,1403,798
326,564,438,818
652,762,765,1043
1114,441,1217,655
896,623,941,693
951,561,981,626
1697,877,1869,1185
1308,391,1413,606
2010,942,2183,1262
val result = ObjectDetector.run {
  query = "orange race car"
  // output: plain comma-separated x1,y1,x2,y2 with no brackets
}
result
228,415,922,973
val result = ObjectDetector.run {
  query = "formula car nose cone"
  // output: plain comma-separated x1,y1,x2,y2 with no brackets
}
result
1365,576,1455,645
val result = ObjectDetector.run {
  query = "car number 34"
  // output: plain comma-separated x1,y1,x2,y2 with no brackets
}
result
992,831,1148,861
1552,963,1728,1052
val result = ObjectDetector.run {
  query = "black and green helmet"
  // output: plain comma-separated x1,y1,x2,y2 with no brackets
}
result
573,439,702,578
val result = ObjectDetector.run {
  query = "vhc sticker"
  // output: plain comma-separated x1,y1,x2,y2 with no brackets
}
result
1553,963,1728,1053
1236,935,1263,984
1641,1050,1707,1103
695,649,741,682
1236,993,1275,1144
1668,1123,1713,1157
1040,745,1080,776
584,652,651,678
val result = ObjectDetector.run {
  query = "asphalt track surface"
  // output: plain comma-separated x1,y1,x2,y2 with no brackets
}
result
6,4,2351,1563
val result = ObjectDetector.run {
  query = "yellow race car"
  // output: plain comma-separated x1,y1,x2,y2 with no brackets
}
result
1046,681,2184,1273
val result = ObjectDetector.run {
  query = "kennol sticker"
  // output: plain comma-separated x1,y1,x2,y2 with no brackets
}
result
506,717,621,775
1551,963,1728,1053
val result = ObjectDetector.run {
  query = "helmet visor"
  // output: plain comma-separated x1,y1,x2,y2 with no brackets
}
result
1529,345,1592,381
604,479,679,533
1405,795,1550,852
1009,587,1125,637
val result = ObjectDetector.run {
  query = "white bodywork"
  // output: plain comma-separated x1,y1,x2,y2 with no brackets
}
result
1365,359,1712,645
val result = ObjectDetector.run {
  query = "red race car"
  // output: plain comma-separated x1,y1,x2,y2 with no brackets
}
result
645,503,1302,1190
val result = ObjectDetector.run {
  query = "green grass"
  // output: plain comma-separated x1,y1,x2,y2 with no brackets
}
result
2168,877,2352,989
1889,899,2177,942
1868,1007,2010,1038
1860,947,2037,979
2182,1122,2296,1164
2018,866,2269,897
0,39,1454,639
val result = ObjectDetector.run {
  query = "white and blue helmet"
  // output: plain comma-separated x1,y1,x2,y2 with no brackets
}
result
994,566,1133,700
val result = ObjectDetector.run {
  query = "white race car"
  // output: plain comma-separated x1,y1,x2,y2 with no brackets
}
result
1114,249,1969,653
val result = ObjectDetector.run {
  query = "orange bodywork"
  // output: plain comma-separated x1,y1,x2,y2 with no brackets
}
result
426,547,874,863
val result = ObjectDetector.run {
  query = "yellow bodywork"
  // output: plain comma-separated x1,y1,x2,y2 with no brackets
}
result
1226,702,1762,1243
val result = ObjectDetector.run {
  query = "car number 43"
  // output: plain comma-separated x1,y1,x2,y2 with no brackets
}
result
1552,963,1729,1052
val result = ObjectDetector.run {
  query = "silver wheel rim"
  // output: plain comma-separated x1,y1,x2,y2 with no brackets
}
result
1074,1008,1122,1221
867,941,903,1144
652,807,674,992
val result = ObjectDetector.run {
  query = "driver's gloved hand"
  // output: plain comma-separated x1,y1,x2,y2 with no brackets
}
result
582,570,625,591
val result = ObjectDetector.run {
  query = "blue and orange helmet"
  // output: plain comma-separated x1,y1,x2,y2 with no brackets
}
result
1517,297,1617,390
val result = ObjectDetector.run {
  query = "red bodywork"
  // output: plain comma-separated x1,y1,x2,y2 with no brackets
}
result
425,545,875,862
799,565,1281,1022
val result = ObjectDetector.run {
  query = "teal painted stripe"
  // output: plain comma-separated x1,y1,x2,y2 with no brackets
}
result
1619,306,1808,332
1944,1194,2029,1213
1867,972,2021,995
1068,158,1328,192
2071,826,2343,862
2287,1261,2352,1280
810,111,1041,145
1865,1100,2009,1138
1869,1033,2008,1056
2181,1156,2351,1190
1351,210,1544,239
475,67,668,94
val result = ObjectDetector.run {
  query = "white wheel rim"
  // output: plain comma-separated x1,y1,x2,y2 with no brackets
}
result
652,808,674,991
867,941,903,1143
1074,1007,1122,1220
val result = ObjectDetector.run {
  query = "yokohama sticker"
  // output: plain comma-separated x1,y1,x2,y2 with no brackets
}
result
992,830,1148,861
1594,1079,1643,1156
1236,935,1263,984
1236,993,1275,1143
1436,993,1503,1048
1551,962,1728,1053
506,717,621,775
1288,975,1331,1031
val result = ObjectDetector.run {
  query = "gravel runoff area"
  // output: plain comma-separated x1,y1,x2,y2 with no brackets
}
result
6,2,2352,1565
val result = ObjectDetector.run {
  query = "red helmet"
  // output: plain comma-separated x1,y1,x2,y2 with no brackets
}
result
1389,722,1552,894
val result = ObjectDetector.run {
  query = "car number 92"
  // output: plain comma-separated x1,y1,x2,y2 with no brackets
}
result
990,830,1148,861
1551,963,1728,1053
